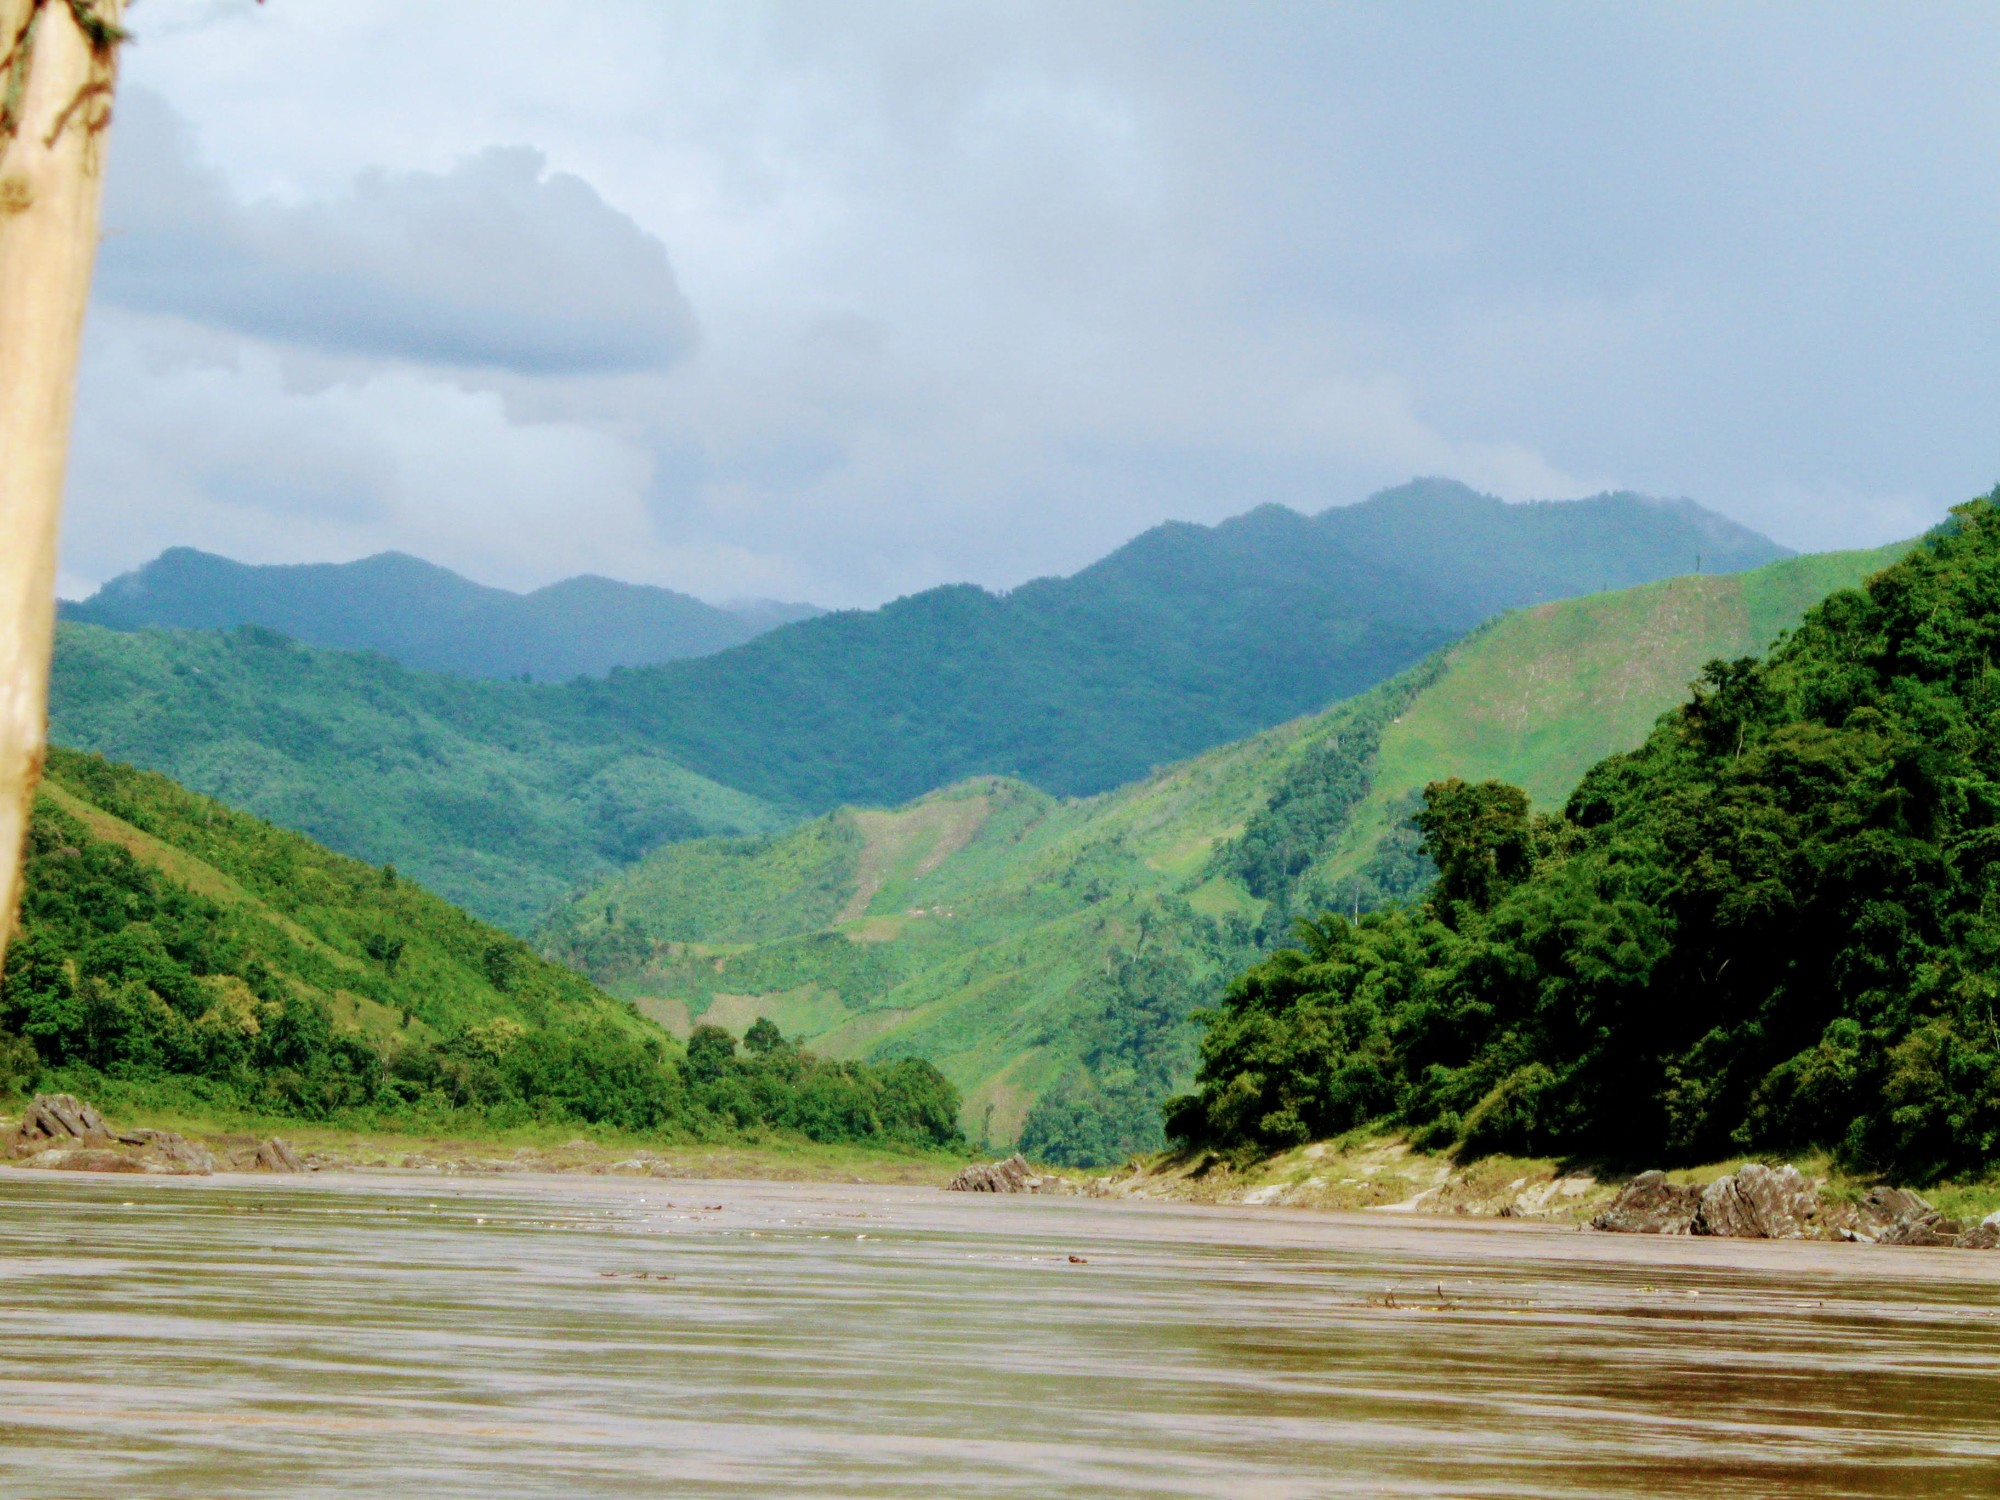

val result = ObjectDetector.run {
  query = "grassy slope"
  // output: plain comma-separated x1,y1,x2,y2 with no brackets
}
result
1311,544,1911,894
49,623,788,931
31,747,648,1046
548,545,1905,1153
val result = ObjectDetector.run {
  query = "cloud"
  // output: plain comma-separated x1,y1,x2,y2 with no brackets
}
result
63,308,670,593
97,88,697,374
62,1,2000,607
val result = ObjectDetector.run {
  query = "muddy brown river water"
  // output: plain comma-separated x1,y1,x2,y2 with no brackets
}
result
3,1170,2000,1497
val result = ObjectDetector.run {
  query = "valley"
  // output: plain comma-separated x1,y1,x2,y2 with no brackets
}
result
5,16,1992,1496
19,484,1931,1172
544,542,1905,1159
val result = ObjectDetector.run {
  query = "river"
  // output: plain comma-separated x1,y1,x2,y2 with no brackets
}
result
3,1169,1998,1497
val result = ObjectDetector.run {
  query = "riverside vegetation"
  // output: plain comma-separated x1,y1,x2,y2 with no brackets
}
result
1169,496,2000,1184
0,749,962,1156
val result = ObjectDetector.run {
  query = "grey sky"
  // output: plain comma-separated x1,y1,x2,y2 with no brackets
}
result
59,0,2000,606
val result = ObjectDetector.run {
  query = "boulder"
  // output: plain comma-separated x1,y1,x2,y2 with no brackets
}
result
5,1096,213,1175
1825,1185,1970,1246
124,1129,216,1174
1959,1212,2000,1251
253,1137,305,1173
1877,1212,1965,1248
946,1154,1073,1194
17,1092,111,1146
1591,1161,1994,1248
1591,1171,1703,1234
1694,1163,1821,1239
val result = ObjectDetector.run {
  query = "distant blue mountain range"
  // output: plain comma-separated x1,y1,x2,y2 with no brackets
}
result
63,548,822,682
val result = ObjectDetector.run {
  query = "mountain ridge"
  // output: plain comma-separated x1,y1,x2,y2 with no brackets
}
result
48,479,1790,935
47,621,790,931
63,547,823,682
556,479,1789,811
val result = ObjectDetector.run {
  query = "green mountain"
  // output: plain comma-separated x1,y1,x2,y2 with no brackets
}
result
49,622,788,932
51,482,1786,934
1170,498,2000,1184
1227,541,1917,928
563,480,1789,811
64,547,822,682
0,748,961,1151
541,543,1899,1164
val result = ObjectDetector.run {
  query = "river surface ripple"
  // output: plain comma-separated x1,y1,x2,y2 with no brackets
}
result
3,1169,2000,1497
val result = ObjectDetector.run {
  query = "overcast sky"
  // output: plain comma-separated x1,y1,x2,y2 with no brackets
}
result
59,0,2000,606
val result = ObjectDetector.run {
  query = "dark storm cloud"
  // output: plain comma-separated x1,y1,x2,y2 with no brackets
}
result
97,89,698,375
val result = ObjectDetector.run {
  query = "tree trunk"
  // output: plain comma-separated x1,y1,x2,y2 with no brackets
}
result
0,0,123,968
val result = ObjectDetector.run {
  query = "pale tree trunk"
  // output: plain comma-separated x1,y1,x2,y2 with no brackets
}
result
0,0,123,969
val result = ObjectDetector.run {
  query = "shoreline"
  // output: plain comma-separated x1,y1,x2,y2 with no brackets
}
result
12,1160,2000,1282
12,1093,2000,1245
0,1097,967,1188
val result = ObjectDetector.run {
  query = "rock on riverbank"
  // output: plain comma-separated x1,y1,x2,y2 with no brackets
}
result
5,1093,216,1175
2,1094,318,1177
1592,1163,2000,1247
946,1154,1080,1194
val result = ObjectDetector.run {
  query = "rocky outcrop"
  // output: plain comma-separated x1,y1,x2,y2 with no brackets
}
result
18,1092,109,1144
252,1137,306,1173
1834,1186,1964,1246
947,1154,1074,1194
5,1093,214,1175
1591,1171,1704,1234
1960,1212,2000,1250
1594,1161,1999,1248
1694,1163,1822,1239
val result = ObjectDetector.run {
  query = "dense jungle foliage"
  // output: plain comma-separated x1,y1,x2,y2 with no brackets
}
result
1014,923,1210,1166
1213,651,1458,935
1170,497,2000,1182
0,750,961,1152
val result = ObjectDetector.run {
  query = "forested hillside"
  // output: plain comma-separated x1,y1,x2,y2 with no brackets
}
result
48,623,787,930
0,750,961,1151
1231,542,1911,931
51,483,1784,924
544,544,1892,1164
562,480,1786,809
65,547,821,681
1171,497,2000,1182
